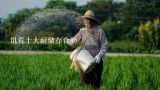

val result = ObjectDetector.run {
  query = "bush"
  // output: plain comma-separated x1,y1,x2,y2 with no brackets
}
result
101,20,131,42
108,40,145,53
11,43,73,51
0,41,14,50
138,19,160,51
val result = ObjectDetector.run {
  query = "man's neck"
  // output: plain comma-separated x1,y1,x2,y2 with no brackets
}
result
85,27,92,32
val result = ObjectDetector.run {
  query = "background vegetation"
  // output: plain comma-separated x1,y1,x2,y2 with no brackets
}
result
0,0,160,53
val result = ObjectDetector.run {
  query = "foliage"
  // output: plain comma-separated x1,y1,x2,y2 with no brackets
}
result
108,40,144,53
126,26,139,41
0,18,5,40
45,0,65,9
0,41,14,50
1,0,160,52
81,0,120,22
101,20,130,42
138,19,160,51
3,8,42,39
120,0,160,24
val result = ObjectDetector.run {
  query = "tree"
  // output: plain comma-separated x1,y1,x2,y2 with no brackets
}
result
0,18,2,31
0,18,5,40
120,0,160,25
114,0,160,42
101,20,126,42
64,1,76,10
45,0,77,10
45,0,64,9
84,0,119,22
138,19,160,51
3,8,42,38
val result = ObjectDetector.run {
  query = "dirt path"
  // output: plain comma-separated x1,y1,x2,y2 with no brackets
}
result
0,50,160,57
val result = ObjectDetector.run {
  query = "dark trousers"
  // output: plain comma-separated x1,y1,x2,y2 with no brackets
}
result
79,60,103,89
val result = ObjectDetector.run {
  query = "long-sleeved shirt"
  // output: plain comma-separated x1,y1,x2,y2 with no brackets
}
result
68,26,108,58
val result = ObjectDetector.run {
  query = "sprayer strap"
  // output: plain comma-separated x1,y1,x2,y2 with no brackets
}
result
81,30,92,46
71,30,92,61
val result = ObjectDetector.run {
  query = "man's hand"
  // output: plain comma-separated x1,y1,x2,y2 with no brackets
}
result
67,38,78,46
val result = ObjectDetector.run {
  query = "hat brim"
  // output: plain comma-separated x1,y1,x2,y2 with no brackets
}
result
82,16,100,24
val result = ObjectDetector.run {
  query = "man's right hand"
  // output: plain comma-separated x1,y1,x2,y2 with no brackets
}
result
67,38,78,46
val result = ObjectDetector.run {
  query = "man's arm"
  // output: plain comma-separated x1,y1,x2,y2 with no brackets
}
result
95,29,108,63
67,30,82,46
99,29,108,57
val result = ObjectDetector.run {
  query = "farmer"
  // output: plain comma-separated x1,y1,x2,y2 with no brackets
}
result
68,10,108,89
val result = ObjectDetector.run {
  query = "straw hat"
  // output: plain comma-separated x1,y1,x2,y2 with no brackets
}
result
82,10,100,24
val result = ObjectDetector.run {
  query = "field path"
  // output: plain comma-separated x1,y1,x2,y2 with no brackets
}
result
0,50,160,57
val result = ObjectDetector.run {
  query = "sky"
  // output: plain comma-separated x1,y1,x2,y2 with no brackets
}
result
0,0,125,19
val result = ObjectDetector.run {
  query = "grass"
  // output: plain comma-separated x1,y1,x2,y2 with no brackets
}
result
0,54,160,90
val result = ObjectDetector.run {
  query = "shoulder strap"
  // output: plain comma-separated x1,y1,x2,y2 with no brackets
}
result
80,30,92,46
70,30,92,61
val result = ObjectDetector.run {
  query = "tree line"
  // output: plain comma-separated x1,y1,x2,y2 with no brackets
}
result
0,0,160,53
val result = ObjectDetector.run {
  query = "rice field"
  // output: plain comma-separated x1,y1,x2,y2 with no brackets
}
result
0,54,160,90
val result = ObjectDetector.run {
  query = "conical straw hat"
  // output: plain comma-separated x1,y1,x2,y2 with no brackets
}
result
82,10,100,24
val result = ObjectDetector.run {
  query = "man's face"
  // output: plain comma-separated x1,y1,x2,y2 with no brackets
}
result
84,18,91,29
